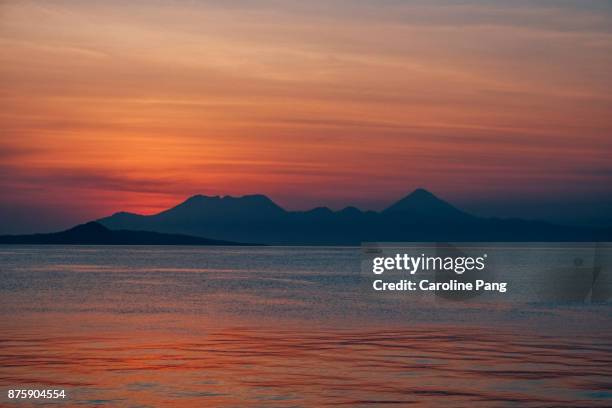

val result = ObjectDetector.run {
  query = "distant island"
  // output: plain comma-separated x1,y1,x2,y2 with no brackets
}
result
96,188,611,245
0,222,245,245
2,189,610,245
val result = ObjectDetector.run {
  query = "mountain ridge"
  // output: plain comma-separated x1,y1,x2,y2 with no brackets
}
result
96,189,611,244
383,188,472,220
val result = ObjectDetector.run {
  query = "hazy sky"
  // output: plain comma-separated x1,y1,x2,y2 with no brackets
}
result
1,0,612,233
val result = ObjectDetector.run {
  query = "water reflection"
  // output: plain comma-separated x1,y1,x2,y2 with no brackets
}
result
0,246,611,407
1,316,611,407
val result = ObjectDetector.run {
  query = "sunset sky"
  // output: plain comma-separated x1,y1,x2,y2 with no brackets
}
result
1,0,612,233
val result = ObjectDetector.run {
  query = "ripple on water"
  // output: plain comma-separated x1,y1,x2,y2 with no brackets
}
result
1,324,611,407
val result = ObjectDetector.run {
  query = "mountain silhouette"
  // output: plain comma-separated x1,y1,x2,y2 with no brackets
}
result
168,194,286,219
0,222,246,245
96,189,611,245
383,188,471,220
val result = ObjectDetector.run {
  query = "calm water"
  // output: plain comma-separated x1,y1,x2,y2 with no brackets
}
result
1,246,611,407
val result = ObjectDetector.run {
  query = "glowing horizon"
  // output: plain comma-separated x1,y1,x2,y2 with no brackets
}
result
1,0,611,233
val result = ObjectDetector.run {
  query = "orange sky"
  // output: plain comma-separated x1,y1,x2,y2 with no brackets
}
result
1,0,611,232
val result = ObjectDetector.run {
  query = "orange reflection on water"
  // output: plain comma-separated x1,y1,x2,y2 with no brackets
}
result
1,313,611,407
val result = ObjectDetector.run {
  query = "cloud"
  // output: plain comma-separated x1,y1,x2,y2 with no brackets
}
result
0,0,611,231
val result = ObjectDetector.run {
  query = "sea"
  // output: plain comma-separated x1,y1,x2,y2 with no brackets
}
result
1,245,611,407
